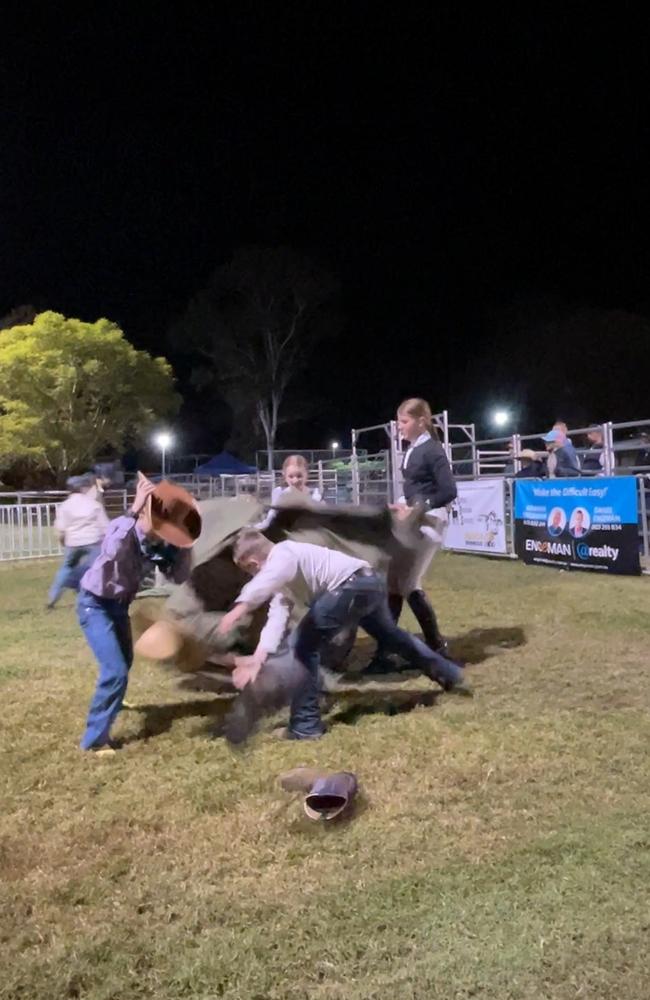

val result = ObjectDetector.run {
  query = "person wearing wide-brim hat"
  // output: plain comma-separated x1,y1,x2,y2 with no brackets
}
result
76,473,202,755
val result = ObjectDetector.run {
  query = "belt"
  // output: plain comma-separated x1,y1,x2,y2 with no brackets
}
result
345,567,375,584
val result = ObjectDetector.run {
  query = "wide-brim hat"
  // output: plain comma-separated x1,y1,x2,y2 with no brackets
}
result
147,480,202,548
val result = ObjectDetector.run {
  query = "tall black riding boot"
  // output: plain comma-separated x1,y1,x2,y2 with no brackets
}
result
407,589,447,654
388,593,404,623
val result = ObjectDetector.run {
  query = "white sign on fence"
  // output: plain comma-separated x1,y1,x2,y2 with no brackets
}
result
444,479,507,554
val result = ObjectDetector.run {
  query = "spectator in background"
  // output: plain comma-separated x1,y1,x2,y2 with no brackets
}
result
47,474,110,608
553,420,581,472
542,429,582,478
514,448,545,478
582,427,611,475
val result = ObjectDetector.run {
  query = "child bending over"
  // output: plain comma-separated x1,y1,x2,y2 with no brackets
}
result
217,530,469,741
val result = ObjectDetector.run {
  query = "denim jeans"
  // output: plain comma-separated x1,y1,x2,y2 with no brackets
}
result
290,571,463,738
77,589,133,750
48,544,101,606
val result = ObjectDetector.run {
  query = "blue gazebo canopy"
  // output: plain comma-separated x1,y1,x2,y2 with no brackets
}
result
194,451,257,476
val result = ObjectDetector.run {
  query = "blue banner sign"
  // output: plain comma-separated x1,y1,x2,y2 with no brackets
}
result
514,477,640,574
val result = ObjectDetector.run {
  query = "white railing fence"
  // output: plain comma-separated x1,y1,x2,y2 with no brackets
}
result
0,503,63,561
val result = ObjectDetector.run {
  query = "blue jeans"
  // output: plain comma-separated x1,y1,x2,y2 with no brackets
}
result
48,544,100,606
77,589,133,750
290,571,463,738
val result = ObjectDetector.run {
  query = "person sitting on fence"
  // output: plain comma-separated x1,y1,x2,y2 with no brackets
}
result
76,474,200,754
542,428,582,478
255,454,322,530
217,529,469,741
47,473,110,609
513,448,546,478
582,427,613,475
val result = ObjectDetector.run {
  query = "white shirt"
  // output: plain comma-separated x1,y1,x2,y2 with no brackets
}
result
54,492,110,546
255,485,323,531
238,540,369,653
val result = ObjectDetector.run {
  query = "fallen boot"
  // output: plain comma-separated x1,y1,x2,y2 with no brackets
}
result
279,766,359,821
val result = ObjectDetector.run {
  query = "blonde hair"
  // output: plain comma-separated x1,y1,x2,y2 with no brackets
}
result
282,454,309,474
397,397,438,438
232,529,273,566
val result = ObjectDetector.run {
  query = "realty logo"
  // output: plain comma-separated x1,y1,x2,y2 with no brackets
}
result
576,542,619,561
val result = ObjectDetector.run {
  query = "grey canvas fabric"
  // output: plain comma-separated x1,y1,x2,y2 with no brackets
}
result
132,495,429,670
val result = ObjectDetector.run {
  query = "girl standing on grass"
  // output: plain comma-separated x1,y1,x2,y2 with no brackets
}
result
369,398,456,672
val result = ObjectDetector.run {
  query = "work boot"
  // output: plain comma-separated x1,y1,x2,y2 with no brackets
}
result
279,766,358,820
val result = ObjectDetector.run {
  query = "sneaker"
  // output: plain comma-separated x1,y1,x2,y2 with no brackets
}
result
82,741,118,756
445,680,474,697
421,655,469,693
272,725,325,741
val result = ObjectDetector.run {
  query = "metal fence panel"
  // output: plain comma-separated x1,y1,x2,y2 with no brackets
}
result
0,503,63,561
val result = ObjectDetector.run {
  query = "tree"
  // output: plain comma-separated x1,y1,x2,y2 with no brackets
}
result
172,246,340,468
0,304,37,330
0,311,180,482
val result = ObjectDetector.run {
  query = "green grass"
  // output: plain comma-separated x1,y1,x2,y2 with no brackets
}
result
1,555,650,999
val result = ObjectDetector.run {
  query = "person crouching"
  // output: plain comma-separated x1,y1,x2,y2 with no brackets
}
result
217,530,470,742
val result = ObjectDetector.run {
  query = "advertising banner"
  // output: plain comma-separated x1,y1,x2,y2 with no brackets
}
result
444,479,507,554
514,477,640,574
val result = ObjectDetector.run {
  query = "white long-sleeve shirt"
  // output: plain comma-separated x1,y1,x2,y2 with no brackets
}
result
237,540,369,653
54,492,110,546
254,485,323,531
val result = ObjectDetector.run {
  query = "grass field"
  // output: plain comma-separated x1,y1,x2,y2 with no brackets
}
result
1,555,650,1000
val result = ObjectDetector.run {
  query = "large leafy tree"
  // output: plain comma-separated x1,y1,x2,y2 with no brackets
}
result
172,246,340,468
0,311,179,481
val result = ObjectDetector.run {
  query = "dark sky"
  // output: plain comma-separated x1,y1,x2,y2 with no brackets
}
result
3,6,649,452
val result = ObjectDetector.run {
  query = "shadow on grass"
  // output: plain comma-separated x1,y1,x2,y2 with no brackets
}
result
448,625,526,665
125,697,233,742
333,626,526,674
126,624,525,742
326,688,442,726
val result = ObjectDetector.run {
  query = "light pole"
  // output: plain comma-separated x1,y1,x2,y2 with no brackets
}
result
154,432,173,478
331,440,340,461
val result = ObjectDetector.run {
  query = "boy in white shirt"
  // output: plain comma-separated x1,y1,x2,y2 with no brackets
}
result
218,529,468,740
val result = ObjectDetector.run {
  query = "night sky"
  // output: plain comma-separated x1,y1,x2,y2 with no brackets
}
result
3,6,649,454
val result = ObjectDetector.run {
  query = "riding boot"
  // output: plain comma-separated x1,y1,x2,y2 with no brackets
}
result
407,589,448,654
